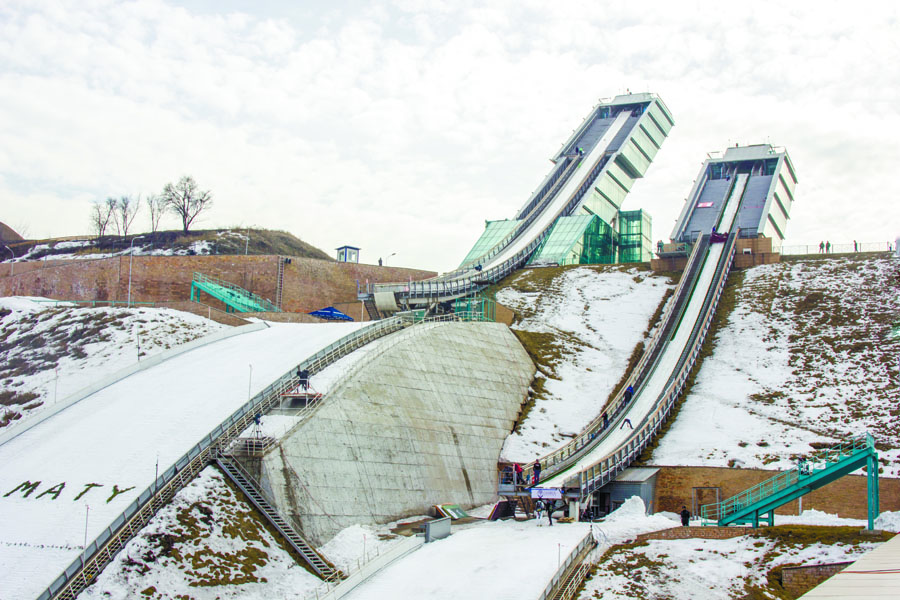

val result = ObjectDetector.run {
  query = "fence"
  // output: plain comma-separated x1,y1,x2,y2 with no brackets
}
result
780,241,895,255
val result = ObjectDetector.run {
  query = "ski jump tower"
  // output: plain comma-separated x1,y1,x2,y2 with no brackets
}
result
364,92,674,317
671,144,798,244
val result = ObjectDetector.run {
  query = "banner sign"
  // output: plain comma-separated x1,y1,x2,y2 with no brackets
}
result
530,487,563,500
696,201,714,208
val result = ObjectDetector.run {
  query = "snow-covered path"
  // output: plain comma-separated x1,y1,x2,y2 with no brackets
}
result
345,520,592,600
0,320,363,600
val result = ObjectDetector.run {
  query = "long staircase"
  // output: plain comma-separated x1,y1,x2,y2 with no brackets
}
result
190,272,281,313
215,455,337,579
701,433,880,529
275,257,286,309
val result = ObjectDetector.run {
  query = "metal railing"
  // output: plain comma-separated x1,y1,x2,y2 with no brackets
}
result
537,532,596,600
39,311,492,600
516,236,709,485
192,271,281,313
574,231,738,498
700,433,873,523
780,241,895,255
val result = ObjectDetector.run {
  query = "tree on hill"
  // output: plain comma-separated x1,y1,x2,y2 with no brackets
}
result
90,198,115,238
114,195,140,238
162,176,213,234
146,194,165,233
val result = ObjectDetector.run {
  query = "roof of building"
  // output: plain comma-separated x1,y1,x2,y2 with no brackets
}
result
614,467,660,483
336,245,360,250
799,534,900,598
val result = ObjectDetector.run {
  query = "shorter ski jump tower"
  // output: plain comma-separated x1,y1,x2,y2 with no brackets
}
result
362,92,674,317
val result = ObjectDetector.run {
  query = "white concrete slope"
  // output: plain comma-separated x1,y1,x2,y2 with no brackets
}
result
542,174,747,488
0,321,363,600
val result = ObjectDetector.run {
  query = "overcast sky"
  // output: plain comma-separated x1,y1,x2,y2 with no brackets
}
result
1,0,898,270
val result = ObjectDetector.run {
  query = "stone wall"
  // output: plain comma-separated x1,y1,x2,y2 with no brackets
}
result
653,465,899,519
781,562,851,597
635,526,748,543
255,321,535,545
0,255,435,317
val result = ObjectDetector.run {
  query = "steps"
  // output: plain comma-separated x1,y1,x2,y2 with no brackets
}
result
701,433,880,528
275,257,286,309
216,455,338,580
363,296,381,320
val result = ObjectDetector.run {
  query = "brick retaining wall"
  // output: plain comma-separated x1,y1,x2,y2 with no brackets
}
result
781,562,852,597
0,255,435,318
635,526,748,542
652,465,899,519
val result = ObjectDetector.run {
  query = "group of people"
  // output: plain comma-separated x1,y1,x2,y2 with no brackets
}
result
511,460,543,486
818,240,832,253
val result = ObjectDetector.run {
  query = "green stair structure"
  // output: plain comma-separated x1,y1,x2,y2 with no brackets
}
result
701,434,881,529
190,272,281,313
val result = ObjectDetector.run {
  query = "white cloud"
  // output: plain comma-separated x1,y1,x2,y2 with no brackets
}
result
1,0,898,269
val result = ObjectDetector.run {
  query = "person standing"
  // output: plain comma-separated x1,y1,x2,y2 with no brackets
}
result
602,413,609,429
854,240,858,253
546,499,554,526
533,459,542,485
826,240,831,253
680,505,691,526
819,241,824,254
534,499,544,525
624,385,634,404
514,463,524,486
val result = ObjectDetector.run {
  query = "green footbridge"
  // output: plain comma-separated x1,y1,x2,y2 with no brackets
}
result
701,434,880,529
190,272,281,313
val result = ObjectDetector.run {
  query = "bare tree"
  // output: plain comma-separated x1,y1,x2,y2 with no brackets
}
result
105,197,120,237
146,194,165,233
161,176,213,234
114,195,140,238
90,199,114,238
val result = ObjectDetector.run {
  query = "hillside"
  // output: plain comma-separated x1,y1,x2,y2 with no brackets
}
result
3,228,332,262
651,254,900,475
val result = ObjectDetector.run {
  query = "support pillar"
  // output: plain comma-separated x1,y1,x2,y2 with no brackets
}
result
570,499,579,521
867,453,880,531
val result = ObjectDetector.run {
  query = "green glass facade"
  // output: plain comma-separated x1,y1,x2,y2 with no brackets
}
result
459,219,519,268
618,209,653,263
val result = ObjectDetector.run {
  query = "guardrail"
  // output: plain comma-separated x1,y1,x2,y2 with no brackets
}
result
537,532,596,600
38,311,491,600
780,242,894,255
575,232,737,498
517,236,708,485
370,153,615,305
192,271,281,313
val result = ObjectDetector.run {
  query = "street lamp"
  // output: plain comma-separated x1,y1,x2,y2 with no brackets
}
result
127,236,145,307
3,245,13,276
385,252,396,264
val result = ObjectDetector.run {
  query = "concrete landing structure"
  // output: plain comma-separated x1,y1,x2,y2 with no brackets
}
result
251,321,535,544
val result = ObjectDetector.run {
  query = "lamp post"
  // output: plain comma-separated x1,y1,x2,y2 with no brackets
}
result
127,236,144,307
3,245,12,276
385,252,396,265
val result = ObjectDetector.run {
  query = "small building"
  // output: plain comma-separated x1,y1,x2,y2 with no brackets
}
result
592,467,659,515
336,245,360,263
526,209,652,267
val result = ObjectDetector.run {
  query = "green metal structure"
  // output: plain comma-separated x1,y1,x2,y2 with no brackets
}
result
617,209,653,263
452,295,496,322
701,434,880,529
528,215,617,266
190,272,281,313
459,220,519,268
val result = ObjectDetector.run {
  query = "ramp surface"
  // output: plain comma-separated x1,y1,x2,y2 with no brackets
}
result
0,321,363,600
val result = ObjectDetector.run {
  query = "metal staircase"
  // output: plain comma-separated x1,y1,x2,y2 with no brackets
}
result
275,257,286,309
190,272,281,313
215,454,338,580
363,296,381,321
701,433,880,528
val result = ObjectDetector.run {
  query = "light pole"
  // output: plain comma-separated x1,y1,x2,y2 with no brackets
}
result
385,252,396,265
3,245,12,276
127,236,145,307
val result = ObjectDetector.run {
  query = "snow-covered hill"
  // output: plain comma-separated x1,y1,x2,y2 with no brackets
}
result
495,265,675,461
0,297,226,428
652,255,900,474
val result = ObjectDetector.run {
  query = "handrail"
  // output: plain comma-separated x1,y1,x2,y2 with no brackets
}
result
522,235,708,482
192,271,281,313
701,433,872,522
573,231,739,498
537,532,596,600
39,311,492,600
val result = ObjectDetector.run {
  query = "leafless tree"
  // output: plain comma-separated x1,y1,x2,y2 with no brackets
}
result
146,194,165,233
114,195,140,238
90,199,114,238
161,176,213,234
105,197,120,236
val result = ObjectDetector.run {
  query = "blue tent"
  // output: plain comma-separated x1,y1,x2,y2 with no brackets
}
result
308,306,354,321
